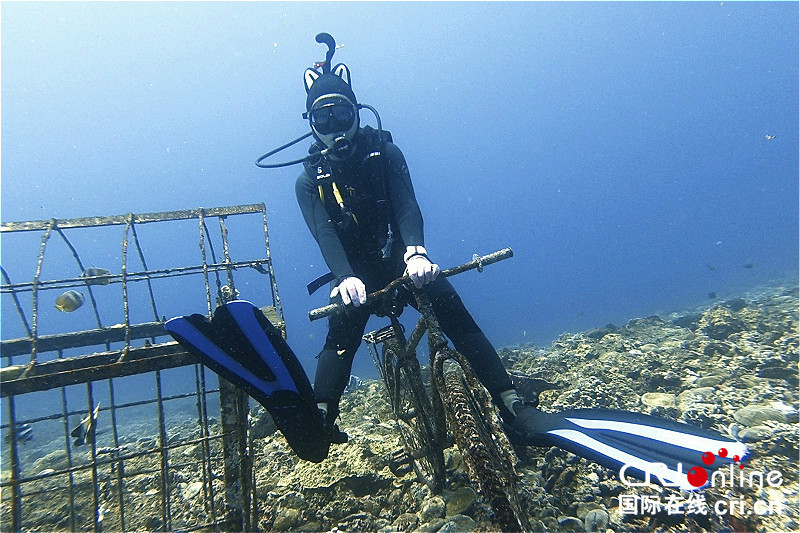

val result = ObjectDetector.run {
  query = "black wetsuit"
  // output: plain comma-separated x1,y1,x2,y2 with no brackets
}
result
295,127,513,413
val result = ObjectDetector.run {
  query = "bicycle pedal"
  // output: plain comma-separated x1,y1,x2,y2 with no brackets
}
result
388,449,413,476
363,325,396,345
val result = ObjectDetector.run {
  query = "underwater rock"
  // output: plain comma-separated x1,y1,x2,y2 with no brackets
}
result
584,508,609,532
641,392,677,408
734,405,788,426
392,513,419,531
647,370,682,389
180,481,203,500
695,375,724,387
438,514,476,533
677,387,717,410
585,324,618,340
336,512,374,531
271,433,397,493
698,307,746,340
769,401,799,422
137,437,157,449
446,486,477,516
557,515,584,531
626,315,666,329
672,312,703,330
420,495,446,522
143,517,162,530
271,508,300,531
31,449,68,472
722,298,748,312
276,490,307,510
250,405,278,439
181,443,203,460
417,518,447,533
738,425,773,442
756,354,792,379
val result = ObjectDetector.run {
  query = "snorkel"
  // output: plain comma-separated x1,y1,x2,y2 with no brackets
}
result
255,33,383,169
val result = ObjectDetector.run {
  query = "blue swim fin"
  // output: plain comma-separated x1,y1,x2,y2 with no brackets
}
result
506,407,748,490
165,300,329,462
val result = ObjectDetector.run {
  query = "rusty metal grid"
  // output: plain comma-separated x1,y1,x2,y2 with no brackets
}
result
1,205,284,532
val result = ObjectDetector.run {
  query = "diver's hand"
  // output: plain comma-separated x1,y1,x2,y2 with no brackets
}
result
404,246,440,289
330,276,367,307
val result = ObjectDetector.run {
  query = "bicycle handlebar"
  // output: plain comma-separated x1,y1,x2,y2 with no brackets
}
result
308,247,513,321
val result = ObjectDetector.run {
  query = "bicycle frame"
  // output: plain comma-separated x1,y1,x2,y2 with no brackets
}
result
309,248,530,531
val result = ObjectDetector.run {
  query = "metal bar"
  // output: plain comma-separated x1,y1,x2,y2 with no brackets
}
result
198,210,213,316
54,227,106,336
217,214,248,531
1,204,266,233
6,395,24,531
219,379,244,532
131,223,161,327
155,370,172,531
0,432,230,488
108,378,127,531
196,209,221,520
0,342,196,397
405,315,428,357
58,353,78,533
119,215,134,361
260,204,284,323
201,212,224,306
1,320,171,358
0,266,32,338
195,363,216,518
240,387,252,533
196,210,220,522
1,390,219,429
30,219,56,365
248,414,257,530
0,259,270,293
218,216,235,296
86,383,101,533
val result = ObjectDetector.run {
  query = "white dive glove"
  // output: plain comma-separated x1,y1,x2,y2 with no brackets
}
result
403,246,441,289
330,276,367,307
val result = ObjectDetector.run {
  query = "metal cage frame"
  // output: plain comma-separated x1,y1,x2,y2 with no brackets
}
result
1,204,284,532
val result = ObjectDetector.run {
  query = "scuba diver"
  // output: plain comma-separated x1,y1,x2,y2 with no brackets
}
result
166,34,747,486
291,34,537,445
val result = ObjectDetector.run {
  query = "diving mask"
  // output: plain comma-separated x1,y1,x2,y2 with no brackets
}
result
309,103,356,135
308,95,359,158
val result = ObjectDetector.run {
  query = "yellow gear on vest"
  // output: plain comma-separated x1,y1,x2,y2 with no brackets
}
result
331,181,358,224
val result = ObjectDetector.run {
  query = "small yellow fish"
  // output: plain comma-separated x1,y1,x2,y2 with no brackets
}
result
81,267,112,286
55,290,85,312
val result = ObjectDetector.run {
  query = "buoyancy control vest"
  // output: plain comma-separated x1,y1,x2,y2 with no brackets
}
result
304,126,395,261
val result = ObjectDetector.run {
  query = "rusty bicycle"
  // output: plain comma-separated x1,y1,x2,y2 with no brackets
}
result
309,248,531,531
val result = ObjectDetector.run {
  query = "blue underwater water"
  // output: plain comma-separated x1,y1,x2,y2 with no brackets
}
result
1,2,798,416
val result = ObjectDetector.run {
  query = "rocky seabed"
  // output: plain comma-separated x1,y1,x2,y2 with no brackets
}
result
2,284,797,532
